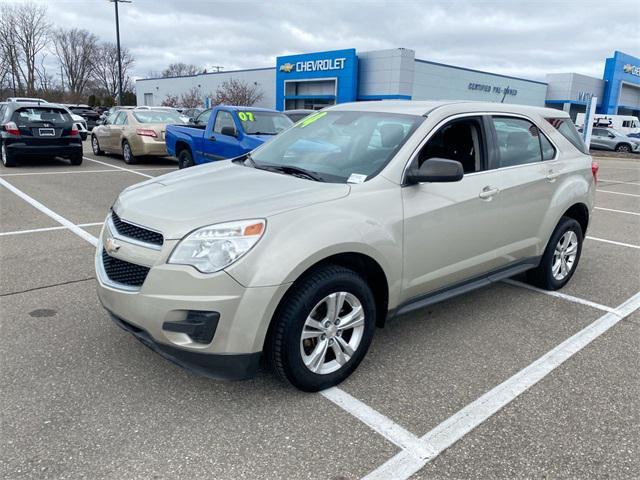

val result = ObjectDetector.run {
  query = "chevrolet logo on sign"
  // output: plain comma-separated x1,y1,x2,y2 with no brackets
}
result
279,63,295,73
623,63,640,76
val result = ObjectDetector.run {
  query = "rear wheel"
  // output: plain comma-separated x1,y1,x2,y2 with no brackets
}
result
615,143,631,153
122,140,136,164
266,265,376,391
91,135,104,155
527,216,583,290
69,153,83,166
1,142,17,167
177,148,194,169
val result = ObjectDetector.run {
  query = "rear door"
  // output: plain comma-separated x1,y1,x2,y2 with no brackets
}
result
108,111,128,152
488,115,558,264
590,128,610,150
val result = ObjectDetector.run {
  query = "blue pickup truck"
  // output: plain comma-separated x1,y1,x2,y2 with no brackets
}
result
165,105,293,168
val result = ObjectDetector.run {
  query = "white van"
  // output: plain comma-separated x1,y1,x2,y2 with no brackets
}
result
575,113,640,137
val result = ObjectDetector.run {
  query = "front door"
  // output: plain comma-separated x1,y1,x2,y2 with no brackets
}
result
205,110,243,162
401,115,506,302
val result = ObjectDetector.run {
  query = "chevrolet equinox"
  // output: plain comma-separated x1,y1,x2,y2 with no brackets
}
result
96,101,596,391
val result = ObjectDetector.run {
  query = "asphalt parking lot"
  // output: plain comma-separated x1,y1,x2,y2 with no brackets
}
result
1,143,639,479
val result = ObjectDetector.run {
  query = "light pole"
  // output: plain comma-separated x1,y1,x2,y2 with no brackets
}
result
109,0,131,106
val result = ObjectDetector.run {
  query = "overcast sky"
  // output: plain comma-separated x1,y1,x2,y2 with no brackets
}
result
18,0,640,81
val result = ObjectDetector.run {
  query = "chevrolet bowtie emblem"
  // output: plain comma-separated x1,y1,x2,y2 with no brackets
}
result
105,237,121,254
279,63,295,73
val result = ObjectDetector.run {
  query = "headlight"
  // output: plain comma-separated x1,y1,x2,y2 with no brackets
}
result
168,219,266,273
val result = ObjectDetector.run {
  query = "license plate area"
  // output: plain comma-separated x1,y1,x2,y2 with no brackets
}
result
38,128,55,137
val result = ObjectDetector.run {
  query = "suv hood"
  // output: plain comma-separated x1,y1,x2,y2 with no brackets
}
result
114,160,350,239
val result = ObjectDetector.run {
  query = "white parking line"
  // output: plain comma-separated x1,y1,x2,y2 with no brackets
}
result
586,236,640,250
0,178,98,247
321,388,435,459
83,156,154,179
595,206,640,216
598,179,640,185
503,279,617,314
363,291,640,480
1,169,128,177
0,222,103,237
596,189,640,197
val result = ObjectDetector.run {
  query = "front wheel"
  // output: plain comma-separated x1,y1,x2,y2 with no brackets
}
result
615,143,631,153
527,216,583,290
267,265,376,391
91,135,104,155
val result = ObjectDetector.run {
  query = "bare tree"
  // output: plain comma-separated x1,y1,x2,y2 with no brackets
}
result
162,63,202,78
0,2,50,95
161,94,179,107
53,28,98,95
179,87,202,108
91,41,134,102
212,78,264,106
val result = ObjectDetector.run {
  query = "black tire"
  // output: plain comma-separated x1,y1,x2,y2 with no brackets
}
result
615,143,631,153
122,140,136,164
1,142,17,167
91,135,104,155
527,216,583,290
266,264,376,392
177,148,194,169
69,153,83,165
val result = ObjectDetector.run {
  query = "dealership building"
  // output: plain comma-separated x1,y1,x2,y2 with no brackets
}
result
136,48,639,120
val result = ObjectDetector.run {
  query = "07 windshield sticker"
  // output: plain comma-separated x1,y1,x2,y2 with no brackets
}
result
237,111,255,122
298,111,327,128
347,173,367,184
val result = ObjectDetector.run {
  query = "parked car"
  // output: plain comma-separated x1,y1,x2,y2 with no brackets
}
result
91,108,186,163
283,109,315,122
165,105,293,168
587,127,640,153
1,101,83,166
67,105,101,130
181,107,203,120
96,101,596,391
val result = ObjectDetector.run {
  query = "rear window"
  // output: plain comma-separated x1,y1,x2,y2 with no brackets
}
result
12,107,73,124
546,118,588,154
133,110,183,124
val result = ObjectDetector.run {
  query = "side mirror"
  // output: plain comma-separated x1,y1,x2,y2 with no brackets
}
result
96,119,104,126
405,158,464,184
220,125,237,137
188,117,195,124
608,133,615,138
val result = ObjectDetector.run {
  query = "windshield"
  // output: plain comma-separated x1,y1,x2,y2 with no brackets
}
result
237,110,293,135
249,111,423,183
12,107,73,124
133,110,184,124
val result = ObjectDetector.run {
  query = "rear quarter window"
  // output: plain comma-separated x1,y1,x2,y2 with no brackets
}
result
546,118,588,154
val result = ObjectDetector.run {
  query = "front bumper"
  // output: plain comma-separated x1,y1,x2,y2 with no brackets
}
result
109,313,261,380
95,220,289,380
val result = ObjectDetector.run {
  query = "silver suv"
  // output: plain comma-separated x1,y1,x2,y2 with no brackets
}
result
96,101,596,391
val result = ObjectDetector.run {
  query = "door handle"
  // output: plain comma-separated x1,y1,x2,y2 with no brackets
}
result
546,170,562,181
479,186,499,199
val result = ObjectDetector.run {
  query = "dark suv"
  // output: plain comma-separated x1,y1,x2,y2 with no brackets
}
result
68,105,101,130
0,102,83,167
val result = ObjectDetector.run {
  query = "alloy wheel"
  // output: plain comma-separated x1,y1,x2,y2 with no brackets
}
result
552,230,578,281
123,143,131,162
300,292,365,375
1,144,6,165
92,136,99,154
616,144,630,153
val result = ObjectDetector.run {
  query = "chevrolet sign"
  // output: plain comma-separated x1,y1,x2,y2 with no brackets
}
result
279,57,347,73
623,63,640,77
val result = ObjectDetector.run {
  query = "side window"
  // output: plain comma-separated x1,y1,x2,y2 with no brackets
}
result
195,109,212,126
546,117,588,154
540,134,556,160
416,117,485,173
492,116,542,168
213,111,236,135
112,112,126,125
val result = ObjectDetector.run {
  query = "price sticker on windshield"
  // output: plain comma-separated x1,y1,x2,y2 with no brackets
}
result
237,111,255,122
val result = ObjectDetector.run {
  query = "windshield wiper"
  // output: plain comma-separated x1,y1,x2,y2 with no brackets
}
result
260,165,326,182
250,131,277,135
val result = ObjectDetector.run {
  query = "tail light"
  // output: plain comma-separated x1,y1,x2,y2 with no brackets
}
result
70,127,79,136
136,128,157,138
591,161,599,185
3,122,20,135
